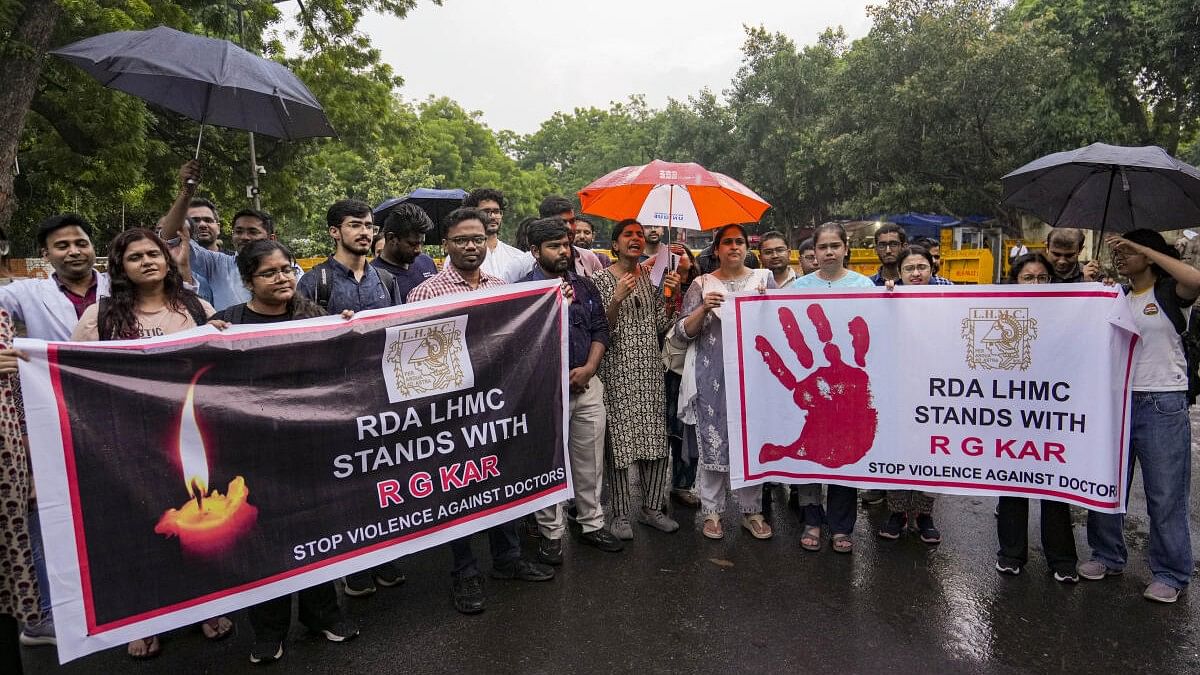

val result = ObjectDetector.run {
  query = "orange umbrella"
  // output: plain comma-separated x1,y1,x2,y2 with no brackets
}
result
577,159,770,230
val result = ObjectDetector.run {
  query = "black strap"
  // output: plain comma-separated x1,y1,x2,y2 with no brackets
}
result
313,259,395,310
97,296,112,341
374,266,396,305
181,292,208,328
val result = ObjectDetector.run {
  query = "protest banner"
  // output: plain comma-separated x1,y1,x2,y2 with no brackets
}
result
17,280,569,663
726,284,1137,511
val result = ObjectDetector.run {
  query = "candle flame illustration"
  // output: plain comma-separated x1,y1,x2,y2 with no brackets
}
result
178,365,214,501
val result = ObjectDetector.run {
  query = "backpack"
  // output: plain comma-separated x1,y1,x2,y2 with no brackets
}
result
1124,278,1200,405
96,293,208,341
310,259,395,310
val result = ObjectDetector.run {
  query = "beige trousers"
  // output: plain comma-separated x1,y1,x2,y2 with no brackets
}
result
536,375,607,538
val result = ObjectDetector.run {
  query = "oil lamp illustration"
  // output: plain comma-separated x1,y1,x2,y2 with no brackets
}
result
155,366,257,557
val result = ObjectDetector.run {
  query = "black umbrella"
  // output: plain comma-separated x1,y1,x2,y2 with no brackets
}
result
51,25,336,152
1001,143,1200,237
374,188,467,240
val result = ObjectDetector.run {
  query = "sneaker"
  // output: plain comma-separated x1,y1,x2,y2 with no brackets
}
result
19,619,56,647
491,559,555,582
578,528,624,552
878,511,907,539
1143,581,1181,603
373,561,406,588
915,513,942,544
319,619,360,643
1077,559,1123,581
342,571,376,597
451,574,485,614
1053,569,1080,584
861,489,885,506
637,507,680,533
611,516,634,540
995,560,1021,576
249,640,283,664
537,537,563,565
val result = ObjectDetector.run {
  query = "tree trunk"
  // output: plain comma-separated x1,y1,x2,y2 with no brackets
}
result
0,0,62,233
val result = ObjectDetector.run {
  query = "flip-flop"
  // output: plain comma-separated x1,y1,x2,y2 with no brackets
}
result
702,515,724,540
127,635,161,659
832,534,854,554
800,525,822,552
201,616,233,641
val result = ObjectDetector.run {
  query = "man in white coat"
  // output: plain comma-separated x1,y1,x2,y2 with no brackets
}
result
0,213,110,342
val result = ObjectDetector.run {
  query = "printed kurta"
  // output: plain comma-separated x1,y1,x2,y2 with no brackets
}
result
0,308,40,624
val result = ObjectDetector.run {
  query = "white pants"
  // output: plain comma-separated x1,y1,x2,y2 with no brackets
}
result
535,375,606,538
698,466,761,516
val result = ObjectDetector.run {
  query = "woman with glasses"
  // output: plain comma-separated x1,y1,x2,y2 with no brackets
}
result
210,240,328,324
593,219,681,539
678,223,774,540
879,245,943,544
791,223,874,553
209,240,359,663
994,251,1079,582
69,229,229,659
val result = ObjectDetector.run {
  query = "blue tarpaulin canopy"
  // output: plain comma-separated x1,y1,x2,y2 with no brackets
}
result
863,213,961,242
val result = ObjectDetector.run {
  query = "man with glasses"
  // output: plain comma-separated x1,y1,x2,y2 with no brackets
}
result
371,203,438,302
870,223,906,286
915,236,954,285
759,231,798,288
463,188,533,282
538,195,604,277
297,200,399,315
798,237,818,275
409,207,556,615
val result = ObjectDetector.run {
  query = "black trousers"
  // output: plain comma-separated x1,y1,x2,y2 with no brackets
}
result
248,582,340,643
449,521,520,578
802,485,858,535
996,496,1077,573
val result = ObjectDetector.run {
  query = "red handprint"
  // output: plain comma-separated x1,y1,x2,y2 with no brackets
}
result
753,304,877,468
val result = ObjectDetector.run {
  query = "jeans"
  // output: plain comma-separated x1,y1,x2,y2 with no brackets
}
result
449,521,521,578
28,502,51,622
1086,391,1193,589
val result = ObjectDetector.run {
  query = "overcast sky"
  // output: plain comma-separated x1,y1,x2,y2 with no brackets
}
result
353,1,875,134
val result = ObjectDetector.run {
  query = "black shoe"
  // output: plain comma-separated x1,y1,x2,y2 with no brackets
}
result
491,558,555,582
861,489,885,506
373,561,406,587
787,487,800,511
537,537,563,565
342,571,376,597
915,513,942,544
249,640,283,664
451,574,486,614
319,619,360,643
578,528,624,552
878,511,907,539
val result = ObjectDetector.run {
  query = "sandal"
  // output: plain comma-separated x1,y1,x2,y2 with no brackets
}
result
201,616,233,641
127,635,161,659
741,514,773,540
800,525,822,551
831,534,853,554
702,515,724,540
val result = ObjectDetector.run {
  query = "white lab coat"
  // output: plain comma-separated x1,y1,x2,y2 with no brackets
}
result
0,272,110,341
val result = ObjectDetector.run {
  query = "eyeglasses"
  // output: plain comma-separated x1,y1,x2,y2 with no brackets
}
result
190,216,217,224
480,208,503,216
901,263,931,273
253,266,297,280
1018,273,1052,284
720,237,747,247
875,241,903,250
448,235,487,247
760,246,789,256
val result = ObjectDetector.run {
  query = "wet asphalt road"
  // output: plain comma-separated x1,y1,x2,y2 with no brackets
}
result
23,418,1200,675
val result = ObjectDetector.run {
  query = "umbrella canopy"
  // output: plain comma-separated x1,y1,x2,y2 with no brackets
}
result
578,160,770,231
50,25,335,140
374,188,467,239
1001,143,1200,233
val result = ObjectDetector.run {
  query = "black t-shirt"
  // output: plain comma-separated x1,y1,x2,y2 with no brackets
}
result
210,303,326,325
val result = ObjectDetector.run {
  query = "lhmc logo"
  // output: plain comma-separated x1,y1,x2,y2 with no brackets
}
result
381,315,474,402
961,307,1038,371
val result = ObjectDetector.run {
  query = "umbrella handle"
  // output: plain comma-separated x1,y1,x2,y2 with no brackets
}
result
187,125,204,185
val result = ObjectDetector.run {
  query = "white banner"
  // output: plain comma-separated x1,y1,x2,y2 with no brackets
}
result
725,284,1138,512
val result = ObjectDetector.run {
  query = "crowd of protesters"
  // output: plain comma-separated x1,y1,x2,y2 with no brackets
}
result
0,160,1197,670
